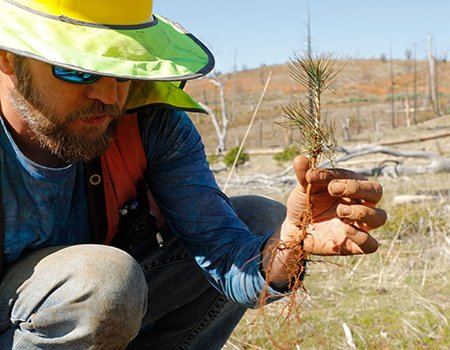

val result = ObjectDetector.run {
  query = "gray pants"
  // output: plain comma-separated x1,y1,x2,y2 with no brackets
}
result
0,196,286,349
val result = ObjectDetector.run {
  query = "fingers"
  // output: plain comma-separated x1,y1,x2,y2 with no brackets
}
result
293,155,310,189
338,203,385,254
302,219,380,255
337,203,387,229
293,156,362,191
294,155,369,195
343,224,379,254
291,156,386,254
329,179,383,204
306,166,367,185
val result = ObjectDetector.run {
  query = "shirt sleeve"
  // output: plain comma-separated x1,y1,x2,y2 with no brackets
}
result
139,107,283,307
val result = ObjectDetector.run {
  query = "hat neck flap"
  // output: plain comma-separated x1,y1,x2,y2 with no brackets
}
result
127,81,206,114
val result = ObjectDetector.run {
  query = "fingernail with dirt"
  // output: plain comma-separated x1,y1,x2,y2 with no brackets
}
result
338,204,352,217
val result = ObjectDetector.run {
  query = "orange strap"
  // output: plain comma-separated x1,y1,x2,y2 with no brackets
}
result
100,113,148,244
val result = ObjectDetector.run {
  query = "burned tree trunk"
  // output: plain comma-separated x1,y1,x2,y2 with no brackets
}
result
198,75,229,153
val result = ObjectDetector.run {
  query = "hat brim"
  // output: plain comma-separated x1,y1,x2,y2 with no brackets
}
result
0,1,214,81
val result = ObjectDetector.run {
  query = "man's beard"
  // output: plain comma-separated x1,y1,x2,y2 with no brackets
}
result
9,59,125,163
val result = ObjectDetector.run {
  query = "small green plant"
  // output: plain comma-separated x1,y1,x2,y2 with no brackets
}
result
223,146,249,169
206,153,219,165
281,53,340,166
273,145,299,165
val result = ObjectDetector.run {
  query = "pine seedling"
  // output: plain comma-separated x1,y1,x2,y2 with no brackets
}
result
258,52,343,349
283,52,339,168
282,52,341,239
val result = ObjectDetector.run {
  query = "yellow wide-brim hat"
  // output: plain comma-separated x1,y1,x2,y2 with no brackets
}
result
0,0,214,111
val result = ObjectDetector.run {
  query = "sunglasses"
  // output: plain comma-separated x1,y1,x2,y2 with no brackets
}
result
52,65,130,84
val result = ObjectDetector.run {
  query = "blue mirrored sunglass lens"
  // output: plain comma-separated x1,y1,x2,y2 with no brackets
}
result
52,66,130,83
53,66,99,83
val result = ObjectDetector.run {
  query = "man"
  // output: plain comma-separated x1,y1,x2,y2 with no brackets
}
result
0,0,387,349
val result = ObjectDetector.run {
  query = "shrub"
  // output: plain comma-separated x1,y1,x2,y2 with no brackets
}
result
223,147,249,168
206,154,219,165
273,145,299,164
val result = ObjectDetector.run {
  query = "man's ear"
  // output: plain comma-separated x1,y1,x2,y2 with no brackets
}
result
0,50,15,75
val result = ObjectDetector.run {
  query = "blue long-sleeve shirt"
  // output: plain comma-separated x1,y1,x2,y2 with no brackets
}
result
1,107,282,307
140,107,281,307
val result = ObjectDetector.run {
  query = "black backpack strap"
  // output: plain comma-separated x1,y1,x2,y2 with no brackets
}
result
84,157,108,244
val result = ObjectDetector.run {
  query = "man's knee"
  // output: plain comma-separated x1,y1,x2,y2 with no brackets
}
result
230,195,286,236
9,245,148,348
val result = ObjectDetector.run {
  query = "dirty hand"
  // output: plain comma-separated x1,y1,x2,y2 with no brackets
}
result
281,156,387,255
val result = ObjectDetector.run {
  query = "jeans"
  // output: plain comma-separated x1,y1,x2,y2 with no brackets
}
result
0,195,286,349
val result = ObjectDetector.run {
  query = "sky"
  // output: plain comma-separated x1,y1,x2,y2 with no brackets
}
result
154,0,449,73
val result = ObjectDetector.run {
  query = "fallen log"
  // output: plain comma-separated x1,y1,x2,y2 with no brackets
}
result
217,144,450,189
323,144,450,177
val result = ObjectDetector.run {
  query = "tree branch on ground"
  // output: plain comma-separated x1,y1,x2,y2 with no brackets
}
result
216,144,450,189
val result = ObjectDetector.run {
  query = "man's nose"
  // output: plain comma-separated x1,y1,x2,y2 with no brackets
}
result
85,77,120,105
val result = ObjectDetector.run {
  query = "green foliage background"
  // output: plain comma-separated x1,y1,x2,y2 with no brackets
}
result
224,147,250,168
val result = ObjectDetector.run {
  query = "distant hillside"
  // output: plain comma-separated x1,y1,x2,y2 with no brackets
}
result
184,59,450,153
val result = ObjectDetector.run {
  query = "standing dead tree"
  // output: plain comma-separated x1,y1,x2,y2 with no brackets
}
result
389,46,396,128
427,34,441,116
413,43,419,124
198,74,229,153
